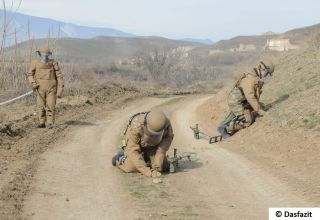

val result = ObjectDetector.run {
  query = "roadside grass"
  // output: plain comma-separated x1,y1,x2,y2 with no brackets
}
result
303,113,320,129
124,173,200,219
128,174,172,200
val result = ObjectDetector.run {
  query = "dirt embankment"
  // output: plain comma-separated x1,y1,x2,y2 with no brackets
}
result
0,83,141,219
196,88,320,205
193,47,320,204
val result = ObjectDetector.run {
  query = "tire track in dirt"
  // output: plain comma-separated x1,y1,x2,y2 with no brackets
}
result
22,95,313,220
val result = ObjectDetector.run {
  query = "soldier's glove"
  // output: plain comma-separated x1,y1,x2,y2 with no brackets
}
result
151,170,162,178
32,83,39,91
56,86,64,99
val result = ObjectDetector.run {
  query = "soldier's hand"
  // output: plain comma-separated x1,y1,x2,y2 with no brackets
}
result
32,83,39,90
56,86,64,99
151,170,162,178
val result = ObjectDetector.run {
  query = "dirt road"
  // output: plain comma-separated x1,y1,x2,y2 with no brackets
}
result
22,96,313,220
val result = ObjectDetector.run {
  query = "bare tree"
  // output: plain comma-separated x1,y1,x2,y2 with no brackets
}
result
138,48,182,84
0,0,7,57
0,0,22,55
0,0,27,92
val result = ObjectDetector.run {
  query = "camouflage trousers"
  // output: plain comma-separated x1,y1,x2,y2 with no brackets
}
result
220,108,254,134
36,87,56,124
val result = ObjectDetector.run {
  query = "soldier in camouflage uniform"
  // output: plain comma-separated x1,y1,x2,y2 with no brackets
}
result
218,60,274,138
112,109,174,177
27,47,64,129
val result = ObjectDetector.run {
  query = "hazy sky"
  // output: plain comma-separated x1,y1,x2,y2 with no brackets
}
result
15,0,320,41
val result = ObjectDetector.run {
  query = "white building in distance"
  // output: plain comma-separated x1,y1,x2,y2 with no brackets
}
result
264,38,299,51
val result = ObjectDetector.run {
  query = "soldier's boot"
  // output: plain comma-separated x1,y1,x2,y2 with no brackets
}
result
37,123,46,128
217,124,231,139
112,149,125,166
47,124,54,129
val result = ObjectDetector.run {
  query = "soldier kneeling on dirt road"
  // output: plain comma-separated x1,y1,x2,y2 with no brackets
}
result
217,60,274,138
27,47,64,129
112,109,174,177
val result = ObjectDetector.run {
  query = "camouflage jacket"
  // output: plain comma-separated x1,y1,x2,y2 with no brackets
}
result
27,59,64,87
120,114,174,176
228,70,264,115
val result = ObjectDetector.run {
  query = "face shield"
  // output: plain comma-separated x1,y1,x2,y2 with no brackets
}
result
143,125,164,147
40,54,50,63
260,61,272,78
260,68,270,79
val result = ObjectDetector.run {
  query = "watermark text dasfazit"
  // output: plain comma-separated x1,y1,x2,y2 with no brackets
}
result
269,208,320,220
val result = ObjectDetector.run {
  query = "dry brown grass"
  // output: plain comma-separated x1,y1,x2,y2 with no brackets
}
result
260,47,320,132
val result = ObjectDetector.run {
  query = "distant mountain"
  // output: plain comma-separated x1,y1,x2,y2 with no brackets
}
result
284,23,320,44
181,38,214,45
194,22,320,53
11,36,201,63
0,10,134,44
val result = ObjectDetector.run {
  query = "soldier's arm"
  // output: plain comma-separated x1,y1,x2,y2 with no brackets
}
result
27,60,37,85
53,62,64,87
256,81,264,99
126,128,153,177
53,61,64,97
241,79,261,112
256,81,266,109
153,122,174,172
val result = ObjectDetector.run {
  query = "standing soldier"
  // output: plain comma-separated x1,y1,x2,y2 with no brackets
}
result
112,109,174,177
27,47,64,129
217,60,274,138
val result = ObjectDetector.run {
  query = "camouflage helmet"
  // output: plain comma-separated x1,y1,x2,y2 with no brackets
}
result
145,109,167,134
260,60,274,75
36,47,52,55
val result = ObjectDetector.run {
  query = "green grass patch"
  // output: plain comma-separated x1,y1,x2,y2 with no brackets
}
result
287,120,295,126
304,81,318,90
127,174,174,205
159,190,170,198
130,189,149,198
303,114,320,129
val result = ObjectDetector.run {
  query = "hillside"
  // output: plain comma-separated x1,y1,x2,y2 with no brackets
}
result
198,37,320,133
181,22,320,86
262,48,320,131
285,23,320,44
193,43,320,210
3,21,320,95
196,22,320,53
9,36,201,63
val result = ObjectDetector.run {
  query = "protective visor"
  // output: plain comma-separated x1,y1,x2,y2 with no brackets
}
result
260,61,272,76
143,125,164,147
